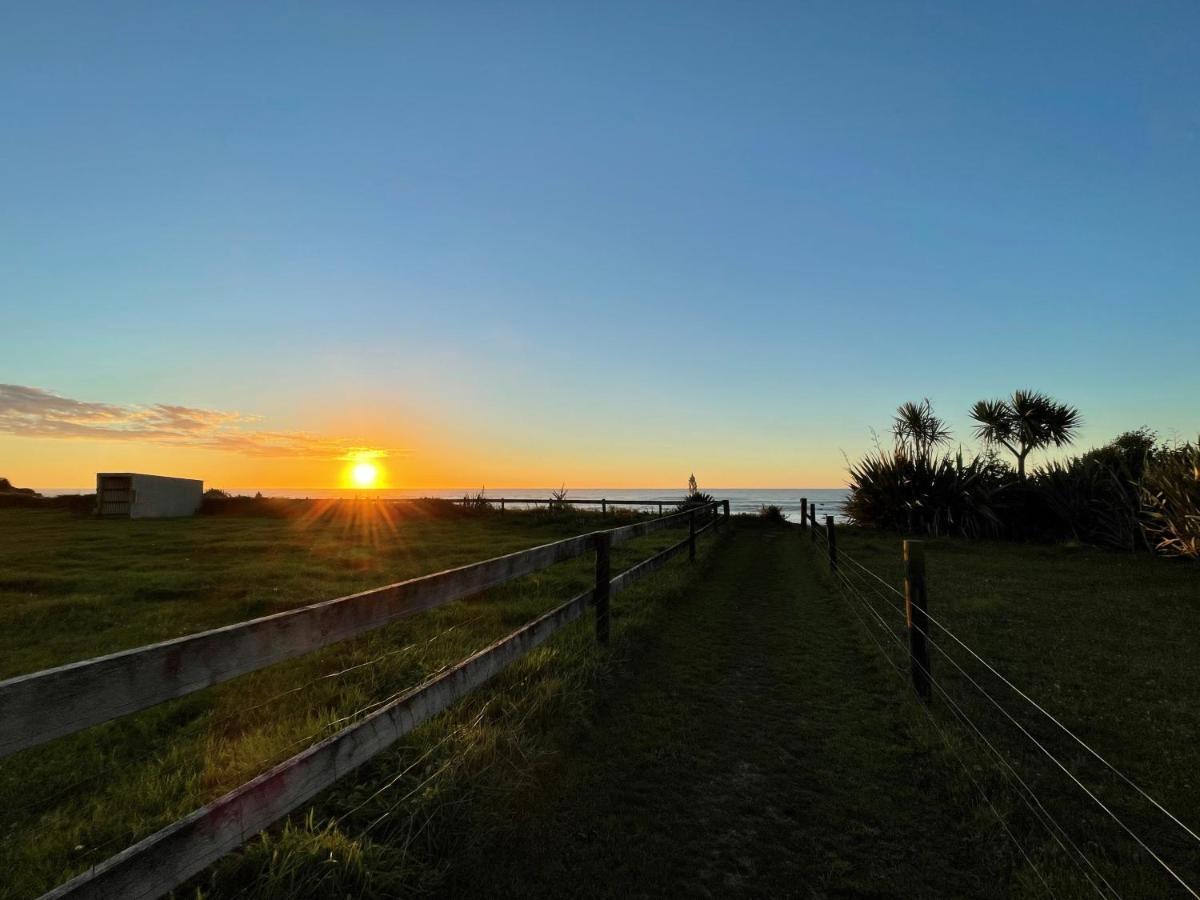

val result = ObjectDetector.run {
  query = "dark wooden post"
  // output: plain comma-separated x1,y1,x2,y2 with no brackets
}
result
825,515,837,572
904,540,931,700
658,502,663,516
689,510,697,561
500,498,505,513
593,532,611,644
800,498,807,533
723,499,730,521
809,504,816,540
601,498,607,515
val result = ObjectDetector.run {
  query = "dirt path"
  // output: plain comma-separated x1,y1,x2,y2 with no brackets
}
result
444,523,996,897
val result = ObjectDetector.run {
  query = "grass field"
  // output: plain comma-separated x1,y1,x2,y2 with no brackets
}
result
0,504,721,898
2,508,1197,898
821,526,1200,898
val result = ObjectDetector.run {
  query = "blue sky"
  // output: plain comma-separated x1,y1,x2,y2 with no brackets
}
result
2,2,1197,487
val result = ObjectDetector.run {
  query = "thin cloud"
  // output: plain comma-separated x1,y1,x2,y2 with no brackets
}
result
0,385,403,460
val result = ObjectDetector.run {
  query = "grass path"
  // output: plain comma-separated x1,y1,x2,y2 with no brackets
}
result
444,523,998,897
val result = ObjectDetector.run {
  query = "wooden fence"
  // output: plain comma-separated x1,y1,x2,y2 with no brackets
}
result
3,500,729,899
453,496,702,516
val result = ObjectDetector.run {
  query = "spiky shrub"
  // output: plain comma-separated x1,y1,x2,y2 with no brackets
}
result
1141,442,1200,559
548,483,569,514
679,473,715,510
758,504,786,523
1033,458,1145,551
1027,430,1157,550
459,487,491,513
844,449,1005,538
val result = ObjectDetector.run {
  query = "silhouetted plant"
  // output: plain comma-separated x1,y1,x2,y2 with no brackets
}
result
758,504,786,523
549,483,569,513
1033,458,1145,551
680,473,714,508
1028,429,1159,551
970,390,1081,479
460,487,491,513
892,399,951,460
845,449,1005,538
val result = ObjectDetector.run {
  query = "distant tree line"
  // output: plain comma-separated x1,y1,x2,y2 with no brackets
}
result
845,391,1199,559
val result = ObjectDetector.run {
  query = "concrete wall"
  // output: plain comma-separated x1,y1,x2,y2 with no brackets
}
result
130,474,203,518
97,473,203,518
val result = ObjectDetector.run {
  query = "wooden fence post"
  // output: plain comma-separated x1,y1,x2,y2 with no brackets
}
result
825,515,837,572
689,510,697,561
723,499,730,521
602,498,607,515
800,498,807,533
500,499,505,513
809,505,816,540
594,532,611,644
904,540,931,701
658,502,663,516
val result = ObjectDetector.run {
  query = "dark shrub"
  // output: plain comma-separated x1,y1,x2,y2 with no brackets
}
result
459,488,492,514
845,449,1005,538
1032,456,1145,551
679,473,715,509
758,504,786,523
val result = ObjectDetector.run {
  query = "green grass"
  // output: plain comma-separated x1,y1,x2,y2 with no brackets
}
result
4,509,1197,898
822,526,1200,898
437,521,1000,897
0,505,719,898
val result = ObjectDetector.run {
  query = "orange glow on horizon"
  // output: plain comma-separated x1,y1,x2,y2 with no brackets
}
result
0,433,851,492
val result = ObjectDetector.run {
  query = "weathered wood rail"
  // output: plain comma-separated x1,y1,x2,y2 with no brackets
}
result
0,503,723,759
454,496,711,515
14,500,729,899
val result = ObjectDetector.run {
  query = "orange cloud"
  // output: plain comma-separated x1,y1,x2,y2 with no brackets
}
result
0,385,402,461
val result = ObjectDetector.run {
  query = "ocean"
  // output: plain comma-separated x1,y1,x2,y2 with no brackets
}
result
36,486,850,521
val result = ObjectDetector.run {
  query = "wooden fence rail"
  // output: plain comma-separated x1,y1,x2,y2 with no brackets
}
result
453,496,717,516
452,497,687,506
42,589,596,900
15,501,727,899
0,503,720,759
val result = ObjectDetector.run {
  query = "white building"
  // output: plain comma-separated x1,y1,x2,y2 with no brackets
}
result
96,473,204,518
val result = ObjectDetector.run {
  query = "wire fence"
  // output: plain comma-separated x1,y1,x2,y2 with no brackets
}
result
807,513,1200,898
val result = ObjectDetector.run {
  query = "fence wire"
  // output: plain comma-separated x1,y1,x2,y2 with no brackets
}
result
812,531,1200,898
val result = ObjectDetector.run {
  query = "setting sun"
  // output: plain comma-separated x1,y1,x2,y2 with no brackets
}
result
350,461,378,488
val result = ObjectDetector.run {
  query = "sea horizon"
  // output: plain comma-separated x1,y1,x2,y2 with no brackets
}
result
32,486,850,520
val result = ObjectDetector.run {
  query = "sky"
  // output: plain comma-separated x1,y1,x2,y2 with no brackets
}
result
2,2,1198,490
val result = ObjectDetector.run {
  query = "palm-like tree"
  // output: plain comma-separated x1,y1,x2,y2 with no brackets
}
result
892,399,952,460
970,390,1082,479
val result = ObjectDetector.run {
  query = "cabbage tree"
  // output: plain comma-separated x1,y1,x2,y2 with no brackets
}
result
970,390,1081,479
892,399,952,460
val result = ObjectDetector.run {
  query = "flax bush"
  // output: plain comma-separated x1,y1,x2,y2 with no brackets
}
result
1142,441,1200,559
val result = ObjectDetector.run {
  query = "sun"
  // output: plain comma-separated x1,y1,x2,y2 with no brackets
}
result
350,461,378,488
